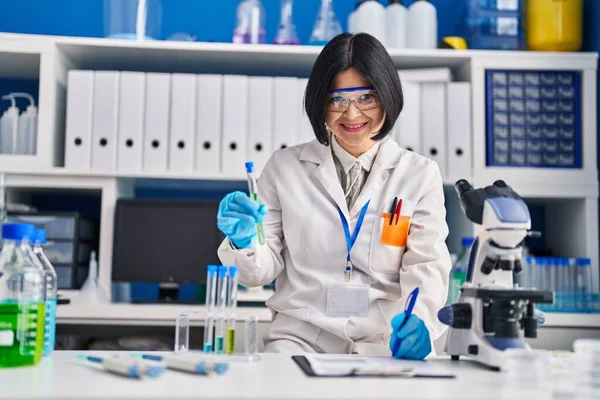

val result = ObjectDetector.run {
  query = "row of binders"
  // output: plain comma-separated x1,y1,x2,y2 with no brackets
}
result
65,71,314,175
64,68,471,178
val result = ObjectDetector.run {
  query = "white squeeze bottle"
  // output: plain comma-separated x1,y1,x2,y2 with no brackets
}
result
385,0,407,49
12,93,38,155
0,95,19,154
347,1,364,34
355,0,386,46
407,0,437,49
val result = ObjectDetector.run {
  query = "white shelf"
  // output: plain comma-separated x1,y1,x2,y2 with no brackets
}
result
543,312,600,328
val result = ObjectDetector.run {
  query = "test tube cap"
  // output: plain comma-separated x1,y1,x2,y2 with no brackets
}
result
1,223,35,241
35,229,47,245
208,265,218,276
228,266,239,278
245,161,255,173
218,265,228,278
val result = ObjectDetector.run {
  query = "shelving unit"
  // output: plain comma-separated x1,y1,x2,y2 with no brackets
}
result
0,33,598,330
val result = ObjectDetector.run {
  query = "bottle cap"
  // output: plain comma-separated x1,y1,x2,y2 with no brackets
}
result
576,258,591,267
461,237,474,247
245,161,254,173
35,229,46,245
389,0,402,4
218,265,228,278
2,223,35,241
208,265,218,277
228,266,239,278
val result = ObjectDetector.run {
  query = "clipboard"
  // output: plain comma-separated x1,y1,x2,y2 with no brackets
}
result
292,356,456,379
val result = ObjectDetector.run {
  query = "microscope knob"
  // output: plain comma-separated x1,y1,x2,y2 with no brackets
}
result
481,256,497,275
493,180,508,188
438,304,472,329
514,259,523,274
499,259,513,271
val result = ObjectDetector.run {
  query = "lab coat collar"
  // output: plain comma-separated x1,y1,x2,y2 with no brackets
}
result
301,139,402,219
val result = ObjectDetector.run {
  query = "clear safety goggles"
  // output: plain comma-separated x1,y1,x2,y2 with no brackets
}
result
327,86,381,113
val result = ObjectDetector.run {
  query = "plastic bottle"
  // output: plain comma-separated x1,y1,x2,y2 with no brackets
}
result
0,223,46,368
10,93,37,155
407,0,437,49
79,251,108,304
0,95,19,155
347,1,364,34
32,229,57,357
274,0,299,45
308,0,343,45
447,237,473,305
355,0,386,46
233,0,266,44
526,0,582,52
385,0,407,49
104,0,163,40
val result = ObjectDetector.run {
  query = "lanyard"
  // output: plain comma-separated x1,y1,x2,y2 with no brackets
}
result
337,200,370,282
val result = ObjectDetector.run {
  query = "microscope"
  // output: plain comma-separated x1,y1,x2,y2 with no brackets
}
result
438,179,554,370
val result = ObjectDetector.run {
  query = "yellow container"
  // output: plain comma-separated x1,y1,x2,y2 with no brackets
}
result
526,0,583,52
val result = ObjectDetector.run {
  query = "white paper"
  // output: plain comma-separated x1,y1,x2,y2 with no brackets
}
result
305,354,454,377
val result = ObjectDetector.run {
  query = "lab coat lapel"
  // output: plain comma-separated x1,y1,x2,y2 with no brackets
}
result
300,140,351,219
349,140,401,217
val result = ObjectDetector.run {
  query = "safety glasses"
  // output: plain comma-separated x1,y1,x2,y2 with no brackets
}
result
327,86,381,113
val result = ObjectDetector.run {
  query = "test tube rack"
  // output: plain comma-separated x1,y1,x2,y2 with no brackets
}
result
174,311,261,363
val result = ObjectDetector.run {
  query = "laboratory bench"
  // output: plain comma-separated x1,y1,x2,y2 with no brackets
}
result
0,352,571,400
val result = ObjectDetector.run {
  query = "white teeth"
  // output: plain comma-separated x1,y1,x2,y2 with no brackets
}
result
343,123,366,129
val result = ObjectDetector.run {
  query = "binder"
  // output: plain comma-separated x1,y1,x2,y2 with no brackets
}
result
420,83,447,177
143,73,171,172
169,73,197,172
398,68,452,83
273,77,299,151
117,71,145,172
447,82,472,179
221,75,248,175
195,74,222,175
296,78,313,145
395,81,421,153
65,70,94,170
247,76,274,174
91,71,120,170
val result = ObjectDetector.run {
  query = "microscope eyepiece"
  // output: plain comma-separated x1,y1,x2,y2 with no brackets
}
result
455,179,474,199
493,180,508,188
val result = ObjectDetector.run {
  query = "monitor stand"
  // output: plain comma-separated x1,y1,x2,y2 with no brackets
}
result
158,282,179,303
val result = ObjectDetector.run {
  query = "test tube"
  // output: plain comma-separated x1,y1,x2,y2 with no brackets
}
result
226,266,239,355
215,266,228,354
203,265,218,353
245,161,265,245
245,315,259,360
175,313,190,353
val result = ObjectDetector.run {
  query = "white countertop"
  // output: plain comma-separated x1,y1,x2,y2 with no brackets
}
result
0,351,564,400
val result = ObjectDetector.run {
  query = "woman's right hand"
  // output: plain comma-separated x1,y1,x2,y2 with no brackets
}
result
217,191,268,249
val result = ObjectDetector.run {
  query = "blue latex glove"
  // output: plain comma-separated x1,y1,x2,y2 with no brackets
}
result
389,313,432,360
217,191,268,249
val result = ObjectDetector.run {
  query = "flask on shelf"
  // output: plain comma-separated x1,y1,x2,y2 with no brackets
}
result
79,251,109,304
274,0,299,45
355,0,386,46
385,0,407,49
104,0,163,40
308,0,343,46
407,0,437,49
233,0,266,44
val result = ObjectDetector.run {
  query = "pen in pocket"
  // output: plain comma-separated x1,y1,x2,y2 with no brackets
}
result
388,197,398,225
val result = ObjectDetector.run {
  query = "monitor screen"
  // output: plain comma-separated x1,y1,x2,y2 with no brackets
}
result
112,199,222,284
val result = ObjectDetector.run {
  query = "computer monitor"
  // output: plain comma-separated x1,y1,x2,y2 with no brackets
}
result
112,199,223,302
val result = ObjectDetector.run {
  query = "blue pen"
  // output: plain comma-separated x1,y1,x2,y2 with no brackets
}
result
391,287,420,356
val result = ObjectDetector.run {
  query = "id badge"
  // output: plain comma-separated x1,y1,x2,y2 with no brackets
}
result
326,282,370,318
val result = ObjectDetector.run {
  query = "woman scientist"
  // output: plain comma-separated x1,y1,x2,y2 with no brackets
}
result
217,33,451,360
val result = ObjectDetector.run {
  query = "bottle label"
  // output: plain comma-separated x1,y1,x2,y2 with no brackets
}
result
497,17,518,36
497,0,518,11
0,330,14,346
43,299,57,356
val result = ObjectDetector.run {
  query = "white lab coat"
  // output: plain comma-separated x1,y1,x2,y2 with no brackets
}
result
218,138,451,356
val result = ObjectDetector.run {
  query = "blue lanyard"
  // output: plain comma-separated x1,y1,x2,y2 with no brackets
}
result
337,200,370,281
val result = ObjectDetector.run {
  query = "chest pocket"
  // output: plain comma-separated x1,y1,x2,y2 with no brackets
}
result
368,201,412,275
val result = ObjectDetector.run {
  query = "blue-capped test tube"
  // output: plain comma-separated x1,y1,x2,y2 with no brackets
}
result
215,266,228,354
203,265,218,353
245,161,265,245
226,266,239,355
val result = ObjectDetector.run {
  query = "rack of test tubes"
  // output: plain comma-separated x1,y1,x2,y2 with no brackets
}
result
521,257,599,313
174,265,261,362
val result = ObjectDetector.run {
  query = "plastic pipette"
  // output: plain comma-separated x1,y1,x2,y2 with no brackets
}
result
215,266,228,354
77,355,166,379
245,161,265,245
204,265,218,353
226,266,239,355
139,354,229,375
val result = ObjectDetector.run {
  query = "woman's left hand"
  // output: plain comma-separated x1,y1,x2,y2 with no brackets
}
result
389,313,432,360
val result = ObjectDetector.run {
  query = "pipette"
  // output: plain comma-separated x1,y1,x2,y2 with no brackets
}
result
204,265,218,353
138,354,229,375
226,266,239,355
245,161,265,245
215,266,228,354
78,355,165,379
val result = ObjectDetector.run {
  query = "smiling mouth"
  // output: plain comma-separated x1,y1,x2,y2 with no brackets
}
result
340,122,368,133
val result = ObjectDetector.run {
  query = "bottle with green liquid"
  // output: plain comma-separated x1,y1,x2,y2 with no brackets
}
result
0,223,46,368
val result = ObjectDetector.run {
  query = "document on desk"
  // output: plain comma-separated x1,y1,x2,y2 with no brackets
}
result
296,354,455,378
